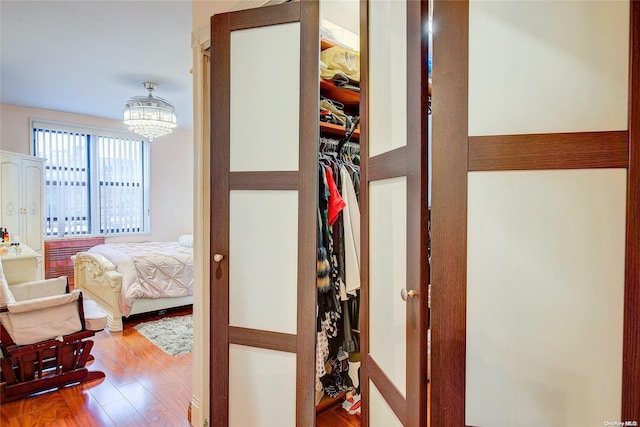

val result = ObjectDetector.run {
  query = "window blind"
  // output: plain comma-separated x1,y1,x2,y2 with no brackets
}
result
97,136,145,234
34,126,90,237
32,121,149,237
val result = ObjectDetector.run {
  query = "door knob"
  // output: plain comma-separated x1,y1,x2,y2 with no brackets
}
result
400,288,418,301
213,254,224,263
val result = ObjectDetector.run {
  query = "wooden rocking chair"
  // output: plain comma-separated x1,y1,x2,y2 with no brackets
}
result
0,261,107,403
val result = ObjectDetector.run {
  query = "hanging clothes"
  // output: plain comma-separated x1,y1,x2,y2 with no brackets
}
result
316,140,361,402
340,166,360,299
325,167,345,227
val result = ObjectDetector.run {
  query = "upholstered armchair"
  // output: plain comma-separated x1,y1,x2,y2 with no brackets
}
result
0,260,107,402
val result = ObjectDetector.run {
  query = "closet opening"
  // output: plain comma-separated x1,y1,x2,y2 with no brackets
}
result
315,8,362,426
209,0,433,424
315,1,433,425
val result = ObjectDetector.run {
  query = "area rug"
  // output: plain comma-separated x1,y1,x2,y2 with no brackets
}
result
134,315,193,356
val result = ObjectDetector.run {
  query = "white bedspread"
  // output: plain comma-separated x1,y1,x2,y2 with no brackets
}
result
88,242,193,316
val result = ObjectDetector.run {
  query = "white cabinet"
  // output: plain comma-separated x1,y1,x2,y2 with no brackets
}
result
0,151,45,264
0,244,42,284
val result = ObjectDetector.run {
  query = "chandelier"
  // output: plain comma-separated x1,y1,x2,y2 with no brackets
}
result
123,82,177,141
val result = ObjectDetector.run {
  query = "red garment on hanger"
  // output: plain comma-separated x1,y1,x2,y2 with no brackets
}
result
326,167,346,226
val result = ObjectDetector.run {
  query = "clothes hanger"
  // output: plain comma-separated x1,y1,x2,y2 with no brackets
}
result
336,116,360,156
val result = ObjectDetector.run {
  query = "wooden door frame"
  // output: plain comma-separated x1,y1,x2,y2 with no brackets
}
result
430,0,640,425
623,0,640,420
209,2,319,425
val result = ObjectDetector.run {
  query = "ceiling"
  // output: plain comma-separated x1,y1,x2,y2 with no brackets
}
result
0,1,194,130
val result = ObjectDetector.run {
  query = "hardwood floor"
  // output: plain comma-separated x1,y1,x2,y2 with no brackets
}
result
0,307,193,427
317,402,361,426
316,392,361,426
1,305,388,426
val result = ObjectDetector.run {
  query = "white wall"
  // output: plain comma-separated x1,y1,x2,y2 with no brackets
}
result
192,0,361,38
193,0,237,31
0,103,193,243
322,0,359,34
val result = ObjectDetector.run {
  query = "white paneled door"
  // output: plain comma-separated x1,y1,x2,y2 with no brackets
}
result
361,1,429,426
210,2,319,425
430,1,639,426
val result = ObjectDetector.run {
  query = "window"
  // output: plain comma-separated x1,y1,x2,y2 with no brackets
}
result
32,121,150,237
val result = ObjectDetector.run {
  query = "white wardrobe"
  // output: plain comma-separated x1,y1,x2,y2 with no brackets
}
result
0,150,45,272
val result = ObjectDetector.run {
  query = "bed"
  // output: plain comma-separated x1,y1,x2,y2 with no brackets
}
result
72,237,193,332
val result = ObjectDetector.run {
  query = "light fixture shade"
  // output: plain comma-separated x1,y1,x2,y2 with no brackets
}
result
124,82,177,141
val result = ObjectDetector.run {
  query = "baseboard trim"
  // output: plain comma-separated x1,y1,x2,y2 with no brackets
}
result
190,395,204,427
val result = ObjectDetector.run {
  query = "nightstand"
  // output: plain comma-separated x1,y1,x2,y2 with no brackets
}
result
0,244,43,284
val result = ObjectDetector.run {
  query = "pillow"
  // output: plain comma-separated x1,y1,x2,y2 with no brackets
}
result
178,234,193,248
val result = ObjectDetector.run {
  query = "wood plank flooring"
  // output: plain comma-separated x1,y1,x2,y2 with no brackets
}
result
316,392,361,426
317,402,361,426
1,305,364,426
0,307,193,427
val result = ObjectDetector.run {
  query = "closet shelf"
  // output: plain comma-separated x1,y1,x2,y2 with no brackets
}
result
320,37,360,112
321,37,358,53
321,38,337,51
320,121,360,141
320,78,360,109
